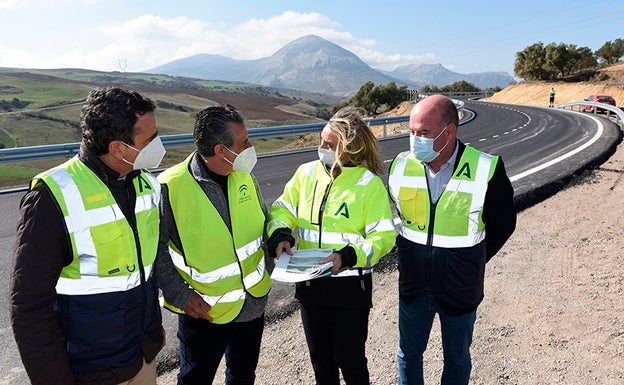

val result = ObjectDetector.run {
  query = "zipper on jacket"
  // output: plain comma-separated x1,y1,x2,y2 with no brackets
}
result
317,181,333,248
129,187,147,331
425,178,437,288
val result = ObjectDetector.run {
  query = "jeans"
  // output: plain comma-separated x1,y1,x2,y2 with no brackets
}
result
300,301,371,385
177,314,264,385
397,293,476,385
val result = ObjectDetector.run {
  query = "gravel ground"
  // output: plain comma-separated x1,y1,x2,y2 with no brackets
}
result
157,145,624,384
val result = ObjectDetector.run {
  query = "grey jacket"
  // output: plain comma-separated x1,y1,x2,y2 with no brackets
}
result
155,151,273,322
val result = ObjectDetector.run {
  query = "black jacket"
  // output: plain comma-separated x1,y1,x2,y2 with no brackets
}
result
10,146,164,385
394,141,517,315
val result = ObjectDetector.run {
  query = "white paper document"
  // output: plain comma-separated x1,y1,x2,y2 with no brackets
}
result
270,248,334,283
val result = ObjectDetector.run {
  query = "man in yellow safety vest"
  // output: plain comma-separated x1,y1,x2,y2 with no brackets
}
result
157,104,271,385
11,87,166,385
388,94,516,385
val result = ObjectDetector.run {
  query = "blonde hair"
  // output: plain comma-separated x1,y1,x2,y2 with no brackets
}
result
326,107,384,176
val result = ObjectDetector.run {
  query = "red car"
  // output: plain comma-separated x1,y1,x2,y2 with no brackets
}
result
582,95,617,113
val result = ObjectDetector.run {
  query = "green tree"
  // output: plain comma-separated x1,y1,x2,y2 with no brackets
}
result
515,42,545,80
596,38,624,66
545,42,573,77
441,80,481,93
351,81,376,115
377,82,408,111
420,85,442,93
615,38,624,61
516,40,601,80
570,46,597,72
344,81,409,116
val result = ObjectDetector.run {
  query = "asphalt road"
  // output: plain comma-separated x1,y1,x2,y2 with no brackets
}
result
0,101,620,384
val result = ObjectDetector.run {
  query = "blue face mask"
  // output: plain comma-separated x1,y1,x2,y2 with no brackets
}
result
410,125,450,162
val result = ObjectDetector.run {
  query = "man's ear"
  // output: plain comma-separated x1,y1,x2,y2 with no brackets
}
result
108,140,125,160
447,123,457,138
214,143,225,156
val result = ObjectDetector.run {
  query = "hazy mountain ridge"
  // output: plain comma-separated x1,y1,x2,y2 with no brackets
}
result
385,63,514,90
152,54,257,82
148,35,515,96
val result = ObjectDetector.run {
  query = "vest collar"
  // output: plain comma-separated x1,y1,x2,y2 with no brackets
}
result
79,143,141,186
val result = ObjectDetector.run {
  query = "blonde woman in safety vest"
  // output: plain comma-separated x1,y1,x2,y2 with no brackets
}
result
388,95,516,385
10,88,166,384
267,107,396,385
157,104,271,385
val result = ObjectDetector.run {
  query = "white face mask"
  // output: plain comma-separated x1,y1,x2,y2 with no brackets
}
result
318,147,337,165
123,136,166,170
409,125,449,163
224,145,257,173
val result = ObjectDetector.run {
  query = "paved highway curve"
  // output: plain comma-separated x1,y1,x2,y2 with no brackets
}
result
0,101,620,384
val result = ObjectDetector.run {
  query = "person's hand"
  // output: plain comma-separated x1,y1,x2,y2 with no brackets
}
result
321,252,343,272
184,291,213,322
275,240,293,259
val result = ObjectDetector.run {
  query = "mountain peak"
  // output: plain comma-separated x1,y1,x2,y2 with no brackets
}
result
147,36,514,96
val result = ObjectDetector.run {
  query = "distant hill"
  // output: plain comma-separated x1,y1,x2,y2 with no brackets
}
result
384,63,516,90
148,35,515,96
144,54,256,83
149,35,415,97
247,35,411,97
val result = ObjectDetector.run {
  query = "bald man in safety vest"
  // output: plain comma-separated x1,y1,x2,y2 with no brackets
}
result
388,94,516,385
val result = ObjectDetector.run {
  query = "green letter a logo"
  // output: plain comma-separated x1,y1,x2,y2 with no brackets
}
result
136,174,153,193
334,202,350,218
455,162,472,179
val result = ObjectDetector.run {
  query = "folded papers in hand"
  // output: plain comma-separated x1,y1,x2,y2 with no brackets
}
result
270,248,334,283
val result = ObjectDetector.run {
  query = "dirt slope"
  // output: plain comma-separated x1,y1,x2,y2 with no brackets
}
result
486,63,624,107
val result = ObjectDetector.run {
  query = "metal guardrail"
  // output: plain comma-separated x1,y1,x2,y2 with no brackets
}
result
0,115,412,164
0,97,465,164
0,97,468,195
556,101,624,131
420,91,494,98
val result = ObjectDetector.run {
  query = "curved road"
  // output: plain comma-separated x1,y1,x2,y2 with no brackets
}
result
0,102,620,384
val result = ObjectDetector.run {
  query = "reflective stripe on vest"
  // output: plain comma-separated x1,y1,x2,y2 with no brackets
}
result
168,237,266,287
158,155,270,324
35,157,160,295
269,161,396,277
389,147,496,248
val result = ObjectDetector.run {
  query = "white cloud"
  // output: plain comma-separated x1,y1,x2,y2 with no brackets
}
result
0,0,18,9
106,11,388,71
0,46,36,68
220,11,343,59
0,10,436,72
349,47,439,71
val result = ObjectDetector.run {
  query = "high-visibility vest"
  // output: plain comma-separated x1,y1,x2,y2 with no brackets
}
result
34,157,160,295
268,161,395,275
158,154,270,324
388,146,497,248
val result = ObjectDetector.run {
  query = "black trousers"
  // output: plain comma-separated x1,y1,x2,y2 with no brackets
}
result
177,314,264,385
300,301,371,385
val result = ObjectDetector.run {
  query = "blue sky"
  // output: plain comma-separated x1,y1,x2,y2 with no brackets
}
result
1,0,622,77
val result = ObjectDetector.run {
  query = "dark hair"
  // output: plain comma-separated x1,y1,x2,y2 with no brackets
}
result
193,104,245,156
80,87,156,155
